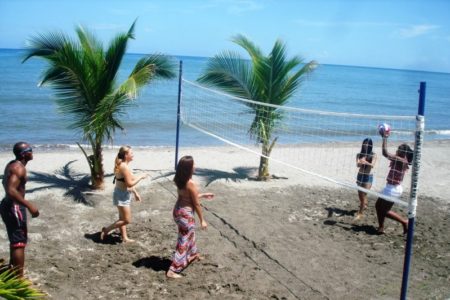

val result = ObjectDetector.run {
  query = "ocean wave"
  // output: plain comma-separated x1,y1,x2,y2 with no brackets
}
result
425,129,450,136
0,143,175,152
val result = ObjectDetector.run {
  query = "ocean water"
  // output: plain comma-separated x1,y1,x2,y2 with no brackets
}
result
0,48,449,151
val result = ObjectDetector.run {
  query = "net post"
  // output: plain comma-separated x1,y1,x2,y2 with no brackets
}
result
175,60,183,170
400,81,426,300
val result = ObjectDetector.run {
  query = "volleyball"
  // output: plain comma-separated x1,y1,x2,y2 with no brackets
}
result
378,123,391,137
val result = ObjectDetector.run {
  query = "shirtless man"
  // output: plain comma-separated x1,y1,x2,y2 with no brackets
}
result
0,142,39,277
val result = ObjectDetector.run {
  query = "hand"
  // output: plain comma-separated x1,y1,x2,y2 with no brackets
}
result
201,193,214,200
141,173,149,180
135,193,142,202
28,203,39,218
200,220,207,230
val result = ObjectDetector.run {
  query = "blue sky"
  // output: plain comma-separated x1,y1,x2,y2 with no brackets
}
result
1,0,449,73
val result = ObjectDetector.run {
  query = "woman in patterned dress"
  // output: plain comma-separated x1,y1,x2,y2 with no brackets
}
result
166,156,214,279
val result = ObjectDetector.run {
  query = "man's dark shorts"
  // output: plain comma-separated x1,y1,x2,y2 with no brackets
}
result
0,198,27,248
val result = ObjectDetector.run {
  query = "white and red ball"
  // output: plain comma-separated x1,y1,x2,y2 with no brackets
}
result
378,123,391,137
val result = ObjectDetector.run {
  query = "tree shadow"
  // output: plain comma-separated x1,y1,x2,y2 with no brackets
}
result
84,231,122,245
132,256,171,272
151,170,175,181
195,166,257,187
27,160,93,205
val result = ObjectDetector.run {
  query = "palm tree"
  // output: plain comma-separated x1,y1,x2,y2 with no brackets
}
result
23,21,176,189
0,260,45,299
197,34,317,180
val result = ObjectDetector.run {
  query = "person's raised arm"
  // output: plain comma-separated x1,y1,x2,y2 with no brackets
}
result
381,137,396,160
120,163,148,188
6,164,39,217
188,180,207,229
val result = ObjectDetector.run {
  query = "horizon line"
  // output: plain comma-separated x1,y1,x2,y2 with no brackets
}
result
1,47,449,75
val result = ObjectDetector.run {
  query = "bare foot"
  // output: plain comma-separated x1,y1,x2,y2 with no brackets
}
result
166,270,183,279
123,238,135,243
377,227,385,235
188,253,204,264
100,227,108,241
353,213,363,222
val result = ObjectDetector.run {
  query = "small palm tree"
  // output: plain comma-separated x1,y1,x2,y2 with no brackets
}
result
197,34,317,180
0,260,46,299
23,21,176,189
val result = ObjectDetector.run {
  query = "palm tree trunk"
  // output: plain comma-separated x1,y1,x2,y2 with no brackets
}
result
258,142,270,180
78,139,105,190
257,136,278,181
91,140,105,190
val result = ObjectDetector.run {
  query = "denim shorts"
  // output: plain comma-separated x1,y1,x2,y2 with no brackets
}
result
113,188,131,207
356,173,373,185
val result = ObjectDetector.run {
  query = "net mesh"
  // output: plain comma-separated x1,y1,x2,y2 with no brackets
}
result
181,79,418,206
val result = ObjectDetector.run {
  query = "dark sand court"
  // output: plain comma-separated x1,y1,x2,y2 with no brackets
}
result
1,145,449,299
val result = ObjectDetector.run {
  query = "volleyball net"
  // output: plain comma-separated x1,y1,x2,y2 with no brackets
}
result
180,78,422,208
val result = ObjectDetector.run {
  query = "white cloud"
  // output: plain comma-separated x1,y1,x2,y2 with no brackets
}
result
397,24,439,38
293,19,396,28
199,0,263,15
227,0,263,15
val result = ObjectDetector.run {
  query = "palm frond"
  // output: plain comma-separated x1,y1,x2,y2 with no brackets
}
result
231,34,263,60
0,265,46,299
22,31,69,62
197,51,256,99
102,22,136,93
76,26,104,82
138,54,177,79
279,60,317,102
90,90,134,141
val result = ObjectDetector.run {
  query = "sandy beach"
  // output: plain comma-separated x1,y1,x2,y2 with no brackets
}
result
0,141,449,299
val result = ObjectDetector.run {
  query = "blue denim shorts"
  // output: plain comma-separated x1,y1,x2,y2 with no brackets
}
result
356,173,373,185
113,188,131,206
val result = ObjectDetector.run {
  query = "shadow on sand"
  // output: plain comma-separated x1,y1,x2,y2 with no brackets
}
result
132,256,171,272
26,160,93,205
137,166,258,187
84,231,123,245
195,166,257,187
324,207,379,236
325,207,358,218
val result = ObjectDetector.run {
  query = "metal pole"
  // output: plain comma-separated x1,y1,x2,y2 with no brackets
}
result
400,81,426,300
175,60,183,170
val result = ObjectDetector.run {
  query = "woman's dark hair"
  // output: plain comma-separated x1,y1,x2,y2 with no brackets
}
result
398,144,414,164
357,138,373,162
174,156,194,189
